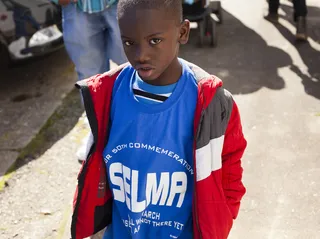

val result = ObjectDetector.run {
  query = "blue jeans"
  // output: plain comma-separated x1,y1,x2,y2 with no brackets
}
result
269,0,307,21
62,3,127,81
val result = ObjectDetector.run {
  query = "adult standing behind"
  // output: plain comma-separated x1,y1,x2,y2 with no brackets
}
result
265,0,308,41
52,0,127,161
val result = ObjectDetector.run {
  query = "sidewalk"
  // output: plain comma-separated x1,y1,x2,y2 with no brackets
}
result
0,88,84,239
0,48,77,189
0,0,319,239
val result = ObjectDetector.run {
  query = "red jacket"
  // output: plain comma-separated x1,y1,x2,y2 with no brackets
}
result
71,62,247,239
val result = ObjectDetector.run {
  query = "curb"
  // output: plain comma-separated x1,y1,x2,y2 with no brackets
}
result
55,203,73,239
0,87,78,191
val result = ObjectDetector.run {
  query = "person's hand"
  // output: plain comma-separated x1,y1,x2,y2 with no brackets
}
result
58,0,77,6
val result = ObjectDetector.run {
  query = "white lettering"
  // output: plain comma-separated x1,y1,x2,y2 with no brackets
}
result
123,165,131,210
136,218,152,225
131,169,146,213
109,163,125,202
141,144,148,149
112,144,128,153
174,221,184,230
148,145,155,151
186,163,191,170
134,226,140,234
142,210,161,220
146,173,169,206
154,212,161,220
151,220,173,227
109,163,188,210
123,219,129,227
161,149,168,155
166,172,187,208
173,154,179,160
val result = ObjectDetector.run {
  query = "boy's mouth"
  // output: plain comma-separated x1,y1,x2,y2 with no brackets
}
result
136,65,155,79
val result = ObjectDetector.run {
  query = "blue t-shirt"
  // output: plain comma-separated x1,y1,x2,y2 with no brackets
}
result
102,60,198,239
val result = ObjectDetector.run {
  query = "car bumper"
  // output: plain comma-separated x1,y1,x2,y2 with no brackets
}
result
8,25,64,61
21,37,64,57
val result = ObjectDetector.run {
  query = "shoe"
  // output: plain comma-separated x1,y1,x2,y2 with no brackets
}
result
264,12,279,23
296,17,307,41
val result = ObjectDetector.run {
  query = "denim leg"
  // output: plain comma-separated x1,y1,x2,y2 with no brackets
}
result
268,0,280,14
62,3,109,81
292,0,307,20
102,4,127,65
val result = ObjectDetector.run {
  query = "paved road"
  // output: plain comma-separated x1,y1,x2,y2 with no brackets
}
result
0,0,319,238
0,48,77,179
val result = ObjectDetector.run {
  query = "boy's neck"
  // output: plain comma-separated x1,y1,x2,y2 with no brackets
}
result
143,58,182,86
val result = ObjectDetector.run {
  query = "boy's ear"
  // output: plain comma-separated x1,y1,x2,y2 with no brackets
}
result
179,20,190,45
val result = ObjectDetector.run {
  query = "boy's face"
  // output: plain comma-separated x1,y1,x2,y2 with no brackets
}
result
118,8,190,85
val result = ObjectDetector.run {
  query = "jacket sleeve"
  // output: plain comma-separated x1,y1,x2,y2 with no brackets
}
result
222,100,247,219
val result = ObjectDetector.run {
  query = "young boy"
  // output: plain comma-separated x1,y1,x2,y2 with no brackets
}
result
71,1,247,239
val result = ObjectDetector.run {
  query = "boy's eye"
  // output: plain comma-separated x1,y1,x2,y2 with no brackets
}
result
150,38,162,45
124,40,134,46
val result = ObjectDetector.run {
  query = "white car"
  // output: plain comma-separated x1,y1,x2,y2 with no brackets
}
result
0,0,63,66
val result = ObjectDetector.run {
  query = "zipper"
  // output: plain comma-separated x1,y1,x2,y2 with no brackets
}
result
194,85,205,239
193,189,202,239
194,109,205,239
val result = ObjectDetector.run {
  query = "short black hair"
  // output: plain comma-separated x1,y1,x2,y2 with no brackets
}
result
118,0,183,24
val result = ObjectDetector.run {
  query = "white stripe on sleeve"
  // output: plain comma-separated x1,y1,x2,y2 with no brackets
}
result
195,135,224,181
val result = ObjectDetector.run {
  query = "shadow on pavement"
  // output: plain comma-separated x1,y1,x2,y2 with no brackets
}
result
12,88,83,173
273,4,320,100
0,48,71,100
180,8,291,95
280,3,320,42
0,47,80,179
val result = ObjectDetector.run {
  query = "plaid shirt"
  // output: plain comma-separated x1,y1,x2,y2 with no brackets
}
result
52,0,117,13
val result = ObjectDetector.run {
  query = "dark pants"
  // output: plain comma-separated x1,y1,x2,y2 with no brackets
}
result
269,0,307,20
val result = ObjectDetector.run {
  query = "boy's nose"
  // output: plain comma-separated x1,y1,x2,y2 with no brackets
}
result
134,46,151,63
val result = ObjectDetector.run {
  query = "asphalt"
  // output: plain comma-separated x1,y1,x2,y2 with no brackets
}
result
0,48,77,188
0,0,319,238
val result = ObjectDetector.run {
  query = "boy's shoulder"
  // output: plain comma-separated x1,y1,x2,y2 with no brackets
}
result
78,63,130,92
180,58,223,88
181,59,228,89
180,58,211,82
180,59,234,109
88,63,130,84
